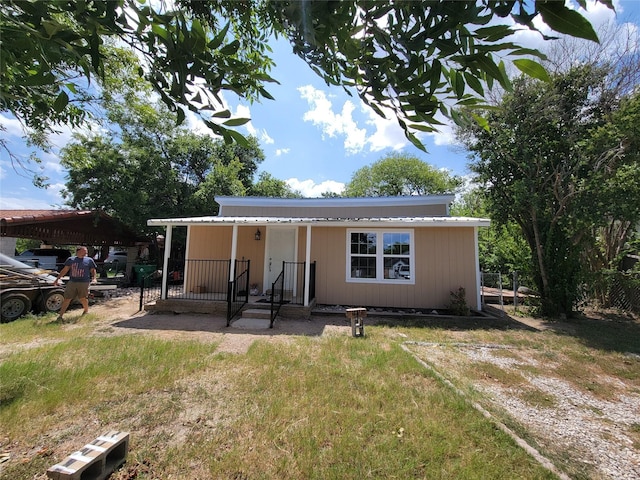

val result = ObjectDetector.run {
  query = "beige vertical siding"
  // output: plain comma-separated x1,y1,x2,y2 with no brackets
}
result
237,226,265,291
186,225,265,294
186,224,479,310
311,226,478,309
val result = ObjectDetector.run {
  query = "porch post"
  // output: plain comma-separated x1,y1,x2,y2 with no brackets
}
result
161,225,172,300
304,224,311,307
229,224,238,281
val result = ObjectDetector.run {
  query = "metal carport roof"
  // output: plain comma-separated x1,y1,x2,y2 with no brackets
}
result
1,209,145,246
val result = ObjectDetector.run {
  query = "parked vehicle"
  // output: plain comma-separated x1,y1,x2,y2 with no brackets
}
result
103,251,128,273
18,248,71,271
398,264,411,279
0,253,65,322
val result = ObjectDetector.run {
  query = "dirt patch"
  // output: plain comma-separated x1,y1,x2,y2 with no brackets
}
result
405,341,640,480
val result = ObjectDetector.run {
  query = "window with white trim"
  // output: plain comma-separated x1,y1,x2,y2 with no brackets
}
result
347,229,414,284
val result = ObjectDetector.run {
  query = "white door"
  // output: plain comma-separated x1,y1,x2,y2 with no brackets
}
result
264,227,297,292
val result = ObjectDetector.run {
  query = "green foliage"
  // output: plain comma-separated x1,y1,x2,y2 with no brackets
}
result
344,152,462,197
452,188,533,281
459,65,638,316
1,0,607,155
59,99,266,233
0,0,275,146
576,93,640,278
250,172,302,198
448,287,471,316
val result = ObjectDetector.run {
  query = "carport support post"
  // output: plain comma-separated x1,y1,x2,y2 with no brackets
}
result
160,226,173,300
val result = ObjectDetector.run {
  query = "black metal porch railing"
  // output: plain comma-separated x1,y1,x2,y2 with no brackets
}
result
269,261,316,327
139,258,228,310
227,260,250,326
270,268,285,328
139,259,316,323
177,259,231,301
274,261,317,305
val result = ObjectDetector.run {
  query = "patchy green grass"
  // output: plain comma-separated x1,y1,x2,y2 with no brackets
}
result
0,320,558,480
2,305,638,479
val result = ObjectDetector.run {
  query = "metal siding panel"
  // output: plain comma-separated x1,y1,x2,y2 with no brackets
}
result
217,204,449,218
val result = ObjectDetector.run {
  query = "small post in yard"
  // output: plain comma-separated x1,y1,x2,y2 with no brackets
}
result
513,270,519,312
346,308,366,337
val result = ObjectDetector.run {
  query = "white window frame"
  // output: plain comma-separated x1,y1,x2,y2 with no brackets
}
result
346,228,415,284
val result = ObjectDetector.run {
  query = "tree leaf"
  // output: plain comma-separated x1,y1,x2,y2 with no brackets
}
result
53,91,69,113
537,1,599,42
222,117,250,127
513,59,550,82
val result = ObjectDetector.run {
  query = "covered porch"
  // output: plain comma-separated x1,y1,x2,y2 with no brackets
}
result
142,259,317,326
145,216,317,325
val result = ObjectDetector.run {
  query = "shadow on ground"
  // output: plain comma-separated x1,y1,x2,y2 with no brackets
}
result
112,307,542,338
483,305,640,354
112,311,355,337
554,309,640,354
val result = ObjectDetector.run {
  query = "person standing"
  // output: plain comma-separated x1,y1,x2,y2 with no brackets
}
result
53,246,97,321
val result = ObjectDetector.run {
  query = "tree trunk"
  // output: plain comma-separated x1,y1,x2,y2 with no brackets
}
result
531,208,550,299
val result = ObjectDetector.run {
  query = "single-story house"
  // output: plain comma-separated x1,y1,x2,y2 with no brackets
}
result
147,195,490,319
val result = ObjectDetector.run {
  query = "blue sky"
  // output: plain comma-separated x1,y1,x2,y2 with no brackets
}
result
1,0,638,209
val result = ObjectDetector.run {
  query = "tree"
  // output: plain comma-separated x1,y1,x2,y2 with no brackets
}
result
576,93,640,304
451,187,533,282
60,99,266,233
250,172,301,198
1,0,607,157
459,66,638,316
344,152,461,197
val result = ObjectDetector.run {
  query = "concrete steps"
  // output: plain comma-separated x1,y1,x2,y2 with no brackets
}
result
231,308,272,329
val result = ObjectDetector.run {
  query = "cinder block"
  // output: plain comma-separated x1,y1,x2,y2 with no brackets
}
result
47,431,129,480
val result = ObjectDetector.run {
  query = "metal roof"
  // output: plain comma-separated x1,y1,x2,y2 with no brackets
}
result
1,209,145,245
148,215,490,228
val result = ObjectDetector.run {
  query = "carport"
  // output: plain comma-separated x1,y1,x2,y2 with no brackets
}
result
1,209,149,276
0,209,143,246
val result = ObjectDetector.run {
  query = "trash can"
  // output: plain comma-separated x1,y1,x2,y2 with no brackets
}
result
134,264,156,287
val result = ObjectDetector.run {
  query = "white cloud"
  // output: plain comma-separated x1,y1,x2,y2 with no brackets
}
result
184,108,218,138
275,148,290,156
0,196,57,209
234,104,274,145
363,105,409,152
0,182,64,209
583,0,618,27
298,84,466,152
286,177,345,197
298,85,367,154
0,113,25,138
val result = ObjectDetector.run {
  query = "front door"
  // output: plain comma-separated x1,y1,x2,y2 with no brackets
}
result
264,227,297,292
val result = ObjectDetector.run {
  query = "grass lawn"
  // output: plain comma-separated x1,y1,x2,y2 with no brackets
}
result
1,306,638,479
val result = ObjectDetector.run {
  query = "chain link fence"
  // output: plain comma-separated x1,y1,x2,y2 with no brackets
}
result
481,271,529,312
588,271,640,314
483,271,639,314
